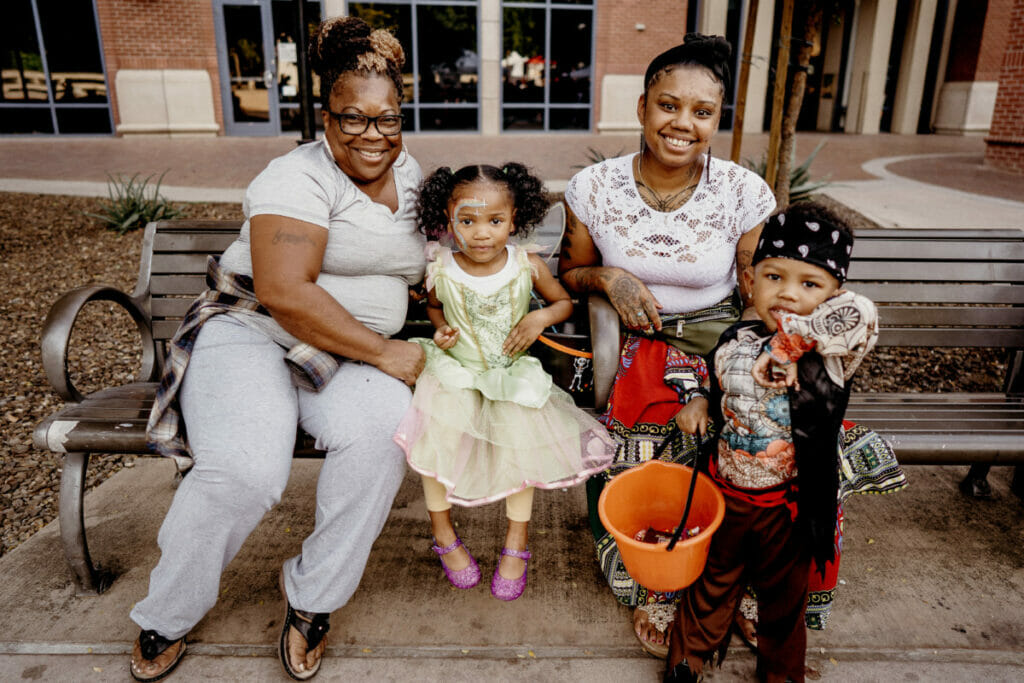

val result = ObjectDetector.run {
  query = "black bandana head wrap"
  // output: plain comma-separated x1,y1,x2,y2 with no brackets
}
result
752,205,855,283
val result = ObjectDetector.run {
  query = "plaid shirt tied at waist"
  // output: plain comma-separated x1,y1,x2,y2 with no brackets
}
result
146,256,343,471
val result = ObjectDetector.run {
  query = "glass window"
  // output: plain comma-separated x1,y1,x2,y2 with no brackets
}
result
37,0,107,103
350,1,478,131
417,5,477,104
0,107,53,133
272,1,323,133
549,9,591,104
1,0,112,134
1,1,48,103
502,8,544,104
502,1,593,132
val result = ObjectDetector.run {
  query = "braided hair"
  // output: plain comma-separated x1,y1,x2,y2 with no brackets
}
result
308,16,405,108
417,163,550,241
643,32,732,99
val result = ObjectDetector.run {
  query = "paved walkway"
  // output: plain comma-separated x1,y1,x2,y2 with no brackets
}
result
2,132,1023,227
2,132,1023,681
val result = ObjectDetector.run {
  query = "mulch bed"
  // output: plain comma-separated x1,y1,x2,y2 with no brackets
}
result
0,192,1006,558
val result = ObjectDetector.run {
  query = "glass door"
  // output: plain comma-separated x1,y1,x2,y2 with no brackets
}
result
214,0,280,135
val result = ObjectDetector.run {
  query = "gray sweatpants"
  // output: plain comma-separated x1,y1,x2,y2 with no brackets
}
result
130,316,408,639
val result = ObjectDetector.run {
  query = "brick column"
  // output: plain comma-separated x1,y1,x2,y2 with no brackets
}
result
985,0,1024,173
95,0,222,135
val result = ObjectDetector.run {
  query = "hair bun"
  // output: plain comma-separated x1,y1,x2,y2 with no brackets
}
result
683,32,732,63
309,16,371,73
369,29,405,69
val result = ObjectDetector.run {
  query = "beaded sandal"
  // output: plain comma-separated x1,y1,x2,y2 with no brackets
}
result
490,547,531,601
278,569,330,681
129,630,186,682
432,536,481,589
634,602,674,659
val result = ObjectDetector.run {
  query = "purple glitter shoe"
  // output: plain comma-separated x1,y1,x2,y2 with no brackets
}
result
432,537,481,589
490,547,531,601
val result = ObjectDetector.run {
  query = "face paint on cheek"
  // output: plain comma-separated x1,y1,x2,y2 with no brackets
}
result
449,198,487,251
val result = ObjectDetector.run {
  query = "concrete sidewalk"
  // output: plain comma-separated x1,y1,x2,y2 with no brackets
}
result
2,132,1023,228
0,457,1022,681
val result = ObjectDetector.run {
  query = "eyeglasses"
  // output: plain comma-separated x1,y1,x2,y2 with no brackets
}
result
328,111,403,136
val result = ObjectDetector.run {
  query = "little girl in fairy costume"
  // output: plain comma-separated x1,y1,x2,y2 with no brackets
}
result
394,162,615,601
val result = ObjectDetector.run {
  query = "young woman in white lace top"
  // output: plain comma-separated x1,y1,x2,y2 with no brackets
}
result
558,34,775,659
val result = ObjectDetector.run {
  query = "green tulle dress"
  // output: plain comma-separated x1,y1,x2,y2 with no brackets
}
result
393,245,614,506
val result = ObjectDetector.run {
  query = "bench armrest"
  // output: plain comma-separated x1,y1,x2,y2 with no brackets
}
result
40,284,157,403
588,294,621,412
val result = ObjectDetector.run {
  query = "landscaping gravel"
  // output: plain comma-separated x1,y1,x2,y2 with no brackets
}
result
0,192,1006,558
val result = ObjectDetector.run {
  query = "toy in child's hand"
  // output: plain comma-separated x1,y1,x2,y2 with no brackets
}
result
752,352,799,390
635,525,702,544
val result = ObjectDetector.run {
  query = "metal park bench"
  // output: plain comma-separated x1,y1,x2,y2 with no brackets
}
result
33,222,1024,595
31,211,569,595
590,228,1024,464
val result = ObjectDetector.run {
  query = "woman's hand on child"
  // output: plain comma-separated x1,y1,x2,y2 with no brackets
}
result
674,397,709,436
752,352,800,390
503,311,546,356
434,325,460,350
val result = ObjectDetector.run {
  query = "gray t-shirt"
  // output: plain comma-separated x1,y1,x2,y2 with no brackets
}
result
220,138,425,342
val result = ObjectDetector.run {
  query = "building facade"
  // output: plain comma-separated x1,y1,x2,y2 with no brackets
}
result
1,0,1019,146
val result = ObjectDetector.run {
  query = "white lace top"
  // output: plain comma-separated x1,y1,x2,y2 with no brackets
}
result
565,153,775,313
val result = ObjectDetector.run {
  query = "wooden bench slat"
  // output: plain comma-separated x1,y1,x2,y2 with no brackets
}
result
878,306,1024,327
848,261,1023,282
853,241,1024,261
876,328,1024,347
151,253,212,275
851,283,1024,304
154,232,240,253
151,274,207,295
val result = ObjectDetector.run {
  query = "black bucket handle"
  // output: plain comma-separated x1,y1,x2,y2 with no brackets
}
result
649,424,716,551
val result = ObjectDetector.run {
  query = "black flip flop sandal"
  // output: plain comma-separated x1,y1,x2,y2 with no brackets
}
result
279,571,330,681
130,630,186,682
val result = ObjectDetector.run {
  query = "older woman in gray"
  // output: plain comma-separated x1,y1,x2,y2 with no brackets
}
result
130,17,423,681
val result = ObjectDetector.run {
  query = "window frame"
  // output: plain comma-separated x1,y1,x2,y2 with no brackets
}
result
0,0,114,136
347,0,482,133
500,0,596,133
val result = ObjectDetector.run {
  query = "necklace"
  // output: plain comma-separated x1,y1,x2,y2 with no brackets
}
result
635,153,702,212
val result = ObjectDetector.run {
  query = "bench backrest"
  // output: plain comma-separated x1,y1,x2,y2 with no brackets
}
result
138,222,1024,388
137,220,242,363
848,229,1024,350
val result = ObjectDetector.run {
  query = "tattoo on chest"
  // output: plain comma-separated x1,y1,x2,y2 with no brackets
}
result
636,180,698,213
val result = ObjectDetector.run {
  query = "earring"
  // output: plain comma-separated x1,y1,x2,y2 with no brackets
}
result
706,145,711,182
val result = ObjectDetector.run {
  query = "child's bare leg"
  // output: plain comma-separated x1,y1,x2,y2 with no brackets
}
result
499,487,533,578
422,476,472,571
499,520,530,578
428,509,472,571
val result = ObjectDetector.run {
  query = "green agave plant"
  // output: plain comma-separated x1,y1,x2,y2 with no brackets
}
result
84,171,182,234
744,140,833,203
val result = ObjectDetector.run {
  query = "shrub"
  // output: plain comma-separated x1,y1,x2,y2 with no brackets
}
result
84,171,182,234
744,140,832,203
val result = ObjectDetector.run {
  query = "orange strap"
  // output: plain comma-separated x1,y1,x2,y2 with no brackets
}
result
536,334,593,358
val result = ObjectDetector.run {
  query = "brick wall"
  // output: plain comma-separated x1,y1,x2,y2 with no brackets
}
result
977,0,1014,80
985,0,1024,174
95,0,222,130
593,0,689,123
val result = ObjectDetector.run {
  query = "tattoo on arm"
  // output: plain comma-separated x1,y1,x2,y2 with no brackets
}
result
272,229,316,246
607,275,645,310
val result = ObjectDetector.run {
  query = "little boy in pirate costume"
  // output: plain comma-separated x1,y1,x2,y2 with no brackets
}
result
664,203,878,683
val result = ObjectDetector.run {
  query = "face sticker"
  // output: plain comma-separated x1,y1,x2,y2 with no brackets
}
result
449,198,487,251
